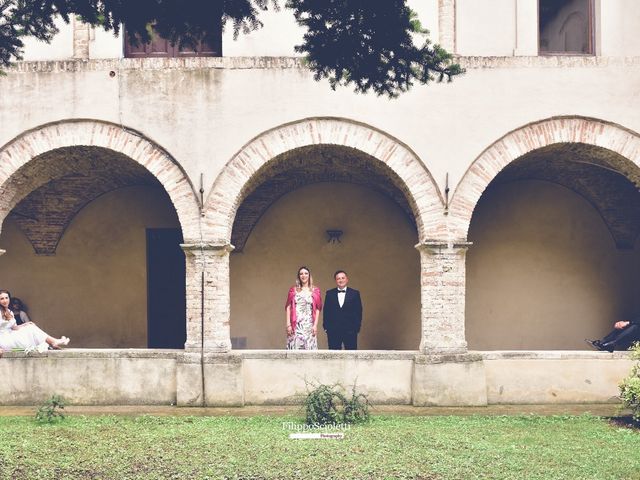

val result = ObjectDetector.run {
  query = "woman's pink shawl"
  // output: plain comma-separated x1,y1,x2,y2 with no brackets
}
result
285,286,322,331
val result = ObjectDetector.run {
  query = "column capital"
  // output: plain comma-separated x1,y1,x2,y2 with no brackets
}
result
415,241,472,254
181,242,235,255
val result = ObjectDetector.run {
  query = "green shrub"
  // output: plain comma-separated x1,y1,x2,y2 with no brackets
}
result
35,394,66,423
304,382,371,426
619,342,640,422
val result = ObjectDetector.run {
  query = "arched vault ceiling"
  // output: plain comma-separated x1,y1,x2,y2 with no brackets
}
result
494,144,640,249
6,146,160,255
232,145,417,252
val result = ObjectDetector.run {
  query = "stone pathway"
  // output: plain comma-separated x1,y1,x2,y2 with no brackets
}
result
0,403,626,417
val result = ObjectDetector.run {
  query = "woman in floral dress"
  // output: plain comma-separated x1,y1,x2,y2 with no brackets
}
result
285,267,322,350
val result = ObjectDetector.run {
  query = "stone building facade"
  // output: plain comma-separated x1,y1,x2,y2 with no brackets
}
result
1,0,639,405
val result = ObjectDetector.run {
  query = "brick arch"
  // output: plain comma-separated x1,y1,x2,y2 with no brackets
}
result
448,116,640,240
204,118,445,243
0,120,201,241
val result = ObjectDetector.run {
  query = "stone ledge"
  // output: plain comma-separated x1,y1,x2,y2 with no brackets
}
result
415,353,484,364
0,348,180,359
7,55,640,74
478,350,634,360
239,349,419,360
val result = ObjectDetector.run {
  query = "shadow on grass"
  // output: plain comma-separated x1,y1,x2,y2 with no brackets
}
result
608,416,640,430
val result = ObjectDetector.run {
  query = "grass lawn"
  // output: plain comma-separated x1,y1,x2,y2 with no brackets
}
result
0,414,638,479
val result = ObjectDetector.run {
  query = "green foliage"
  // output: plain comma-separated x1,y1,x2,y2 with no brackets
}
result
287,0,464,97
0,1,461,96
35,394,66,424
619,342,640,422
303,382,370,425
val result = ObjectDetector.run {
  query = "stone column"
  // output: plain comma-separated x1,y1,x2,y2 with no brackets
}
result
181,242,234,352
178,242,239,406
416,241,470,354
438,0,456,53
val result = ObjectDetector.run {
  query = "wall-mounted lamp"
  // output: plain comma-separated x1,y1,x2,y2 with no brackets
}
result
326,229,343,244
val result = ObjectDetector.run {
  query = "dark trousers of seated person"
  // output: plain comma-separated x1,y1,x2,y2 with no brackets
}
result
327,330,358,350
600,324,640,351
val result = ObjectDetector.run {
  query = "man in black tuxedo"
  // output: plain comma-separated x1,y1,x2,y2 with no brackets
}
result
323,270,363,350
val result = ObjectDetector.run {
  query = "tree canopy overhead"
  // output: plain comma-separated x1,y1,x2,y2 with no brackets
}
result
0,0,463,97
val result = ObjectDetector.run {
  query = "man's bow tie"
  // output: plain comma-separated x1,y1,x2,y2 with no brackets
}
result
337,289,346,293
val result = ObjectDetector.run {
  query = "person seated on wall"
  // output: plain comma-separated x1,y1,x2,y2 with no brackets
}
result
0,290,69,355
586,319,640,352
10,297,31,325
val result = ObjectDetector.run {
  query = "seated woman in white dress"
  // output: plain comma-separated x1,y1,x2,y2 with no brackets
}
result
0,290,69,353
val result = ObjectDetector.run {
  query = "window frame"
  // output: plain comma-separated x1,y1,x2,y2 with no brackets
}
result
123,27,222,59
537,0,595,56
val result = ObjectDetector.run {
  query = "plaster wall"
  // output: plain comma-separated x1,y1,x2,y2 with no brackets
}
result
21,17,73,61
482,353,635,404
0,186,180,347
456,0,517,56
0,350,177,405
89,27,123,59
230,183,421,350
599,0,640,56
242,352,414,404
466,180,640,350
2,60,640,211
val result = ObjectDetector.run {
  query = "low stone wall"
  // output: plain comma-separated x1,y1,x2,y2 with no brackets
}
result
241,351,415,405
0,349,634,406
481,351,634,404
0,349,178,405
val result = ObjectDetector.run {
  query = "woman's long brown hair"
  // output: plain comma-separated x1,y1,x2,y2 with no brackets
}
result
0,290,12,320
295,266,316,292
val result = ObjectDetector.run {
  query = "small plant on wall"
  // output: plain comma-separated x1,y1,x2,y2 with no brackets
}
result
619,342,640,425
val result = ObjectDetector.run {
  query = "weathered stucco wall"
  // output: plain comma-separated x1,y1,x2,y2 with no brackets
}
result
230,183,421,350
0,186,180,347
0,350,177,405
2,59,640,208
0,350,632,406
466,180,640,350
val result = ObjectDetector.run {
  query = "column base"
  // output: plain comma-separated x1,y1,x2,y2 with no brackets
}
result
203,341,232,353
203,353,244,406
420,341,468,355
412,353,488,406
176,353,204,406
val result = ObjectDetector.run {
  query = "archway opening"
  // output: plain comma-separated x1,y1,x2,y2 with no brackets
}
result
0,146,186,348
229,145,421,349
466,143,640,350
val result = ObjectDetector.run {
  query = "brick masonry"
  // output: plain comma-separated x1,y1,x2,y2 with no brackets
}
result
416,242,469,353
439,0,457,53
182,243,234,352
72,17,90,60
231,144,416,251
203,118,446,243
448,116,640,242
0,120,201,243
9,146,159,255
